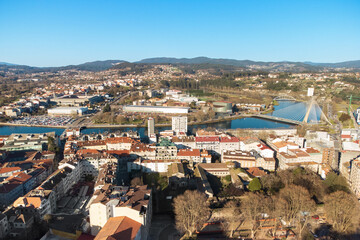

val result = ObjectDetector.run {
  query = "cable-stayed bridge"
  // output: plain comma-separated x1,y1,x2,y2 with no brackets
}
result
257,96,331,125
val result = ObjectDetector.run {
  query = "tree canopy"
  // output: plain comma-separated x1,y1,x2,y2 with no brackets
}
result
173,190,210,237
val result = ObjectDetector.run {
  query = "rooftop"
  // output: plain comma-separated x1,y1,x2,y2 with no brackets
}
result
195,136,220,142
94,216,142,240
177,148,200,157
198,163,228,169
0,166,21,174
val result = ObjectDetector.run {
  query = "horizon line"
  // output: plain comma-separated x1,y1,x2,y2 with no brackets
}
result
1,56,360,68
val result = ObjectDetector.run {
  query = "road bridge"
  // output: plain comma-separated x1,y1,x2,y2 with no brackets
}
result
248,114,301,125
273,95,297,101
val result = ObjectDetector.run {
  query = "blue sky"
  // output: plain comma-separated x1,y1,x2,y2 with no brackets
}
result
0,0,359,67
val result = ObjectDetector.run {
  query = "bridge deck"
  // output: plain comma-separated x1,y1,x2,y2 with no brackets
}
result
249,114,301,125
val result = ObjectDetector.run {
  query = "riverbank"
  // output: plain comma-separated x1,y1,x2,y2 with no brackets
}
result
0,122,67,129
81,114,268,128
84,113,299,129
0,113,299,130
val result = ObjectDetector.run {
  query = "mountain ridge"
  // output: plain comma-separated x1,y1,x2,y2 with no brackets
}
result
1,58,359,72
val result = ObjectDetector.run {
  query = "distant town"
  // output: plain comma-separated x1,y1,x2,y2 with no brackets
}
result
0,59,360,240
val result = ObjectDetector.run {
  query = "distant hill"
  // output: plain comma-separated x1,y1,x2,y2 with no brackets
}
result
137,57,325,72
138,57,360,69
0,60,125,73
0,62,17,66
42,60,125,72
137,57,259,67
305,60,360,68
1,58,359,74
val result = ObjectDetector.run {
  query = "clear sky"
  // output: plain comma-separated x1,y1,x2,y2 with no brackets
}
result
0,0,359,67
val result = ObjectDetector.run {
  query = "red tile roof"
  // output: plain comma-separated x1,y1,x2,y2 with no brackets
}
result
106,150,130,156
94,216,141,240
0,167,21,174
247,167,267,177
6,172,32,183
177,149,200,157
77,149,100,155
105,137,138,144
220,137,239,142
341,135,352,139
257,144,271,150
195,136,219,142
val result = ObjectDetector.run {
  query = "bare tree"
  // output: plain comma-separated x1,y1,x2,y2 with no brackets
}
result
241,192,270,238
277,184,315,237
173,190,211,237
221,200,243,238
257,130,270,141
324,191,360,233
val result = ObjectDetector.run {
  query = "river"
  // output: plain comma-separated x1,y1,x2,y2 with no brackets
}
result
0,101,305,137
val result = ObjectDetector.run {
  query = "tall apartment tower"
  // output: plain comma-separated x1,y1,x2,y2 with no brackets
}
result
172,116,188,134
148,118,155,136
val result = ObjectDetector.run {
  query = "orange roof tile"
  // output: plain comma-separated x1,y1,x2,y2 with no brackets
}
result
0,167,21,174
177,149,201,157
13,197,42,208
94,216,142,240
6,172,32,183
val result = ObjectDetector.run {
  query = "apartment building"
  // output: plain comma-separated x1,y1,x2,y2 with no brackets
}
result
130,159,182,173
195,136,220,154
90,185,152,239
222,150,256,168
1,132,58,152
172,116,188,134
219,136,240,154
350,159,360,197
177,149,212,165
172,136,196,149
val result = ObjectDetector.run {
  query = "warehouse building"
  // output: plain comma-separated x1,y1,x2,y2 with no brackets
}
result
123,105,189,114
48,107,88,116
52,95,103,106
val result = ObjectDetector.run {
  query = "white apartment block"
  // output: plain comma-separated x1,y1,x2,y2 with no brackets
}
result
172,116,188,134
350,159,360,197
90,185,152,239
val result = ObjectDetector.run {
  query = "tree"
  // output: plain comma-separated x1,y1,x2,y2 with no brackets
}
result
173,190,210,237
241,192,270,238
324,171,350,193
277,185,315,237
339,113,351,122
257,130,270,141
221,200,243,238
194,110,206,122
248,177,262,192
260,174,284,194
103,103,111,113
277,168,325,201
207,109,216,119
47,136,58,152
324,191,360,233
84,174,94,182
130,177,143,186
